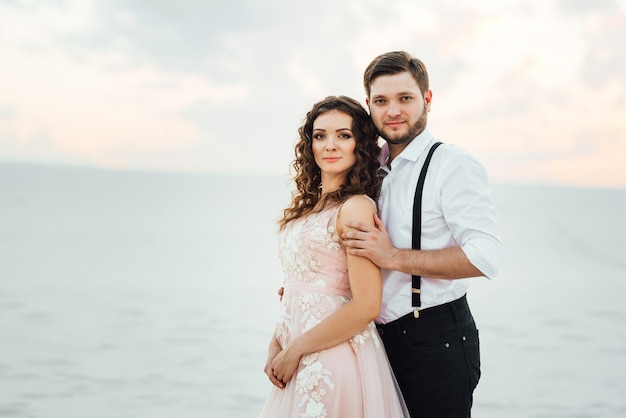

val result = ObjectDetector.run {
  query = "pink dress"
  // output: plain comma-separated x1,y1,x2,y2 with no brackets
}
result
259,202,409,418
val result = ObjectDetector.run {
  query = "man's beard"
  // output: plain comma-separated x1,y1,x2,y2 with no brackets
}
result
379,108,428,145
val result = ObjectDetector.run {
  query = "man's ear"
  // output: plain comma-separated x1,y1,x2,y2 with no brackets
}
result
425,90,433,102
365,97,370,107
424,90,433,110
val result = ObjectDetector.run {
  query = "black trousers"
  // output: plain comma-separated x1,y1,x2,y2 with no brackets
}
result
376,295,480,418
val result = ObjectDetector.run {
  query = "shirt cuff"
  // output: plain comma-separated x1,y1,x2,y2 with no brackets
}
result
462,236,506,280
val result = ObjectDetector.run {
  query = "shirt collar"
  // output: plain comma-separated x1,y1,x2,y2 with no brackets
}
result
379,128,435,169
379,143,390,168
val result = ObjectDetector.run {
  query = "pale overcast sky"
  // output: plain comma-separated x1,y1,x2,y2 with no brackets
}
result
1,0,625,187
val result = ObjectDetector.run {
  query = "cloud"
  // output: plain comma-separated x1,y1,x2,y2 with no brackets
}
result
0,33,250,169
0,0,625,187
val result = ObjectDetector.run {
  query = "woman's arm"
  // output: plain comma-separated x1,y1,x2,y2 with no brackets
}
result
270,195,382,385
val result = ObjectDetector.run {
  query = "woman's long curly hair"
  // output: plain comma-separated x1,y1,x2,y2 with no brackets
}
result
278,96,381,231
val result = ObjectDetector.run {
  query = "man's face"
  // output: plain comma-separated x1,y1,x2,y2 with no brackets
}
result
367,71,431,147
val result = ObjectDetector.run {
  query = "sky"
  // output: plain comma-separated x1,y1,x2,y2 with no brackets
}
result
1,0,625,188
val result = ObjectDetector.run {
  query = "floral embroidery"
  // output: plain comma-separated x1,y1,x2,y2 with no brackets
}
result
279,212,342,284
295,354,334,417
296,355,334,393
310,221,341,251
349,322,381,352
275,206,359,418
297,293,322,312
302,399,327,418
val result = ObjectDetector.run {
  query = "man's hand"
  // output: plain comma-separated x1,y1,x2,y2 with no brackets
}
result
341,214,397,270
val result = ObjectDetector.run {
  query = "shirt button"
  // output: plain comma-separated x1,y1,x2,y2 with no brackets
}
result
445,343,450,348
402,330,407,335
462,336,467,341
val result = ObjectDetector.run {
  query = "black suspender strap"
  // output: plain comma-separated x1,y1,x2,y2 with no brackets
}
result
411,141,443,318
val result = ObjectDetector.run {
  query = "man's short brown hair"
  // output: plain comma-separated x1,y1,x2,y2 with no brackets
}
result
363,51,429,97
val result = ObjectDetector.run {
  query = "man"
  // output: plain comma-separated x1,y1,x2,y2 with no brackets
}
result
341,51,505,417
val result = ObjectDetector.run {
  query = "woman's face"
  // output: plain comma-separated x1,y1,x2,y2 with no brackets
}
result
311,110,357,180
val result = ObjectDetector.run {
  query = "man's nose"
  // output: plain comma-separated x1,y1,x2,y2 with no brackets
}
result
387,102,401,117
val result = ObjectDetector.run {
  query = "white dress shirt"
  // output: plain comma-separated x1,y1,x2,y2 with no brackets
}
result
376,128,505,324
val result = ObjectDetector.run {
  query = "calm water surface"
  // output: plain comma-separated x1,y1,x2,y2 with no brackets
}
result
1,163,625,417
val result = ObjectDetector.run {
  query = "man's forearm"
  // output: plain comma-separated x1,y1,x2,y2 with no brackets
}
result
386,246,484,280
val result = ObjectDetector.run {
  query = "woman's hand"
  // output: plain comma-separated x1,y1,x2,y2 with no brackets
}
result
270,342,302,386
264,337,286,389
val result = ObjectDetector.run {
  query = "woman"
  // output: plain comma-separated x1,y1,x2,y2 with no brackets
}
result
259,96,408,417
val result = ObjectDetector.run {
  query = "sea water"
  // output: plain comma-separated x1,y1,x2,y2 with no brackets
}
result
0,162,625,417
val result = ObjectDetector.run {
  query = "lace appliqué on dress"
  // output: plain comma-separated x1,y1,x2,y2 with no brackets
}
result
349,322,381,352
309,220,341,252
278,213,342,284
295,353,334,418
276,208,355,418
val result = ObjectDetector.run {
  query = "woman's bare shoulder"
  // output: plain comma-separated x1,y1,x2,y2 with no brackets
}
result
337,195,376,230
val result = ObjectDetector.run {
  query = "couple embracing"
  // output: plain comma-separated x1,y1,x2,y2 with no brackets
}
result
259,51,505,418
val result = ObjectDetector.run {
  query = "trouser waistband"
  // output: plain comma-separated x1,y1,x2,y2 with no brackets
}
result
376,294,471,334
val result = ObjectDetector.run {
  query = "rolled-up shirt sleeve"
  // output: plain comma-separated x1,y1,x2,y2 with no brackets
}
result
440,151,506,280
